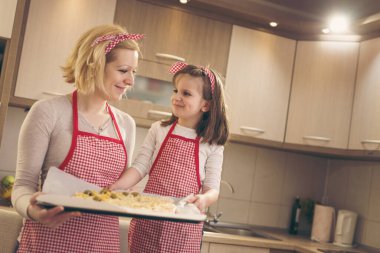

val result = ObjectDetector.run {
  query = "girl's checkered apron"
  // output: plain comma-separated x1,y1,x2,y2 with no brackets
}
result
128,121,203,253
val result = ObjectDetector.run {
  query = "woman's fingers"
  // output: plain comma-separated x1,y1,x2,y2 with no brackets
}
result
39,207,81,228
27,192,81,228
45,210,81,229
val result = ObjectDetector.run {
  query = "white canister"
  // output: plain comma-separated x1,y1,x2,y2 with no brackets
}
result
333,210,358,247
311,204,335,243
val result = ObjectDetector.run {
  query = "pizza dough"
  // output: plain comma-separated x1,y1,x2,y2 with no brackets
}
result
73,189,177,213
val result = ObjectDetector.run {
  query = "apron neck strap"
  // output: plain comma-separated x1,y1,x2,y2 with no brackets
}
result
72,90,79,132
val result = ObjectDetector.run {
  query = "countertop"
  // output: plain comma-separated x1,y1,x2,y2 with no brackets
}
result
202,226,377,253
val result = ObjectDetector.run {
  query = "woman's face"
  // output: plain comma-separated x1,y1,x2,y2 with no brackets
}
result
102,48,139,101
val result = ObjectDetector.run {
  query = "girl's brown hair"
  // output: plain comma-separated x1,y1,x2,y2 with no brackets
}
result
61,24,141,96
161,65,229,145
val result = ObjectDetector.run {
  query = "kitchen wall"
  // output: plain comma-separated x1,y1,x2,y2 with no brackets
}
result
326,160,380,248
0,106,379,248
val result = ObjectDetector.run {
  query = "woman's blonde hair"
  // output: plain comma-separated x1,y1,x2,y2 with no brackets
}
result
61,24,141,95
162,65,229,145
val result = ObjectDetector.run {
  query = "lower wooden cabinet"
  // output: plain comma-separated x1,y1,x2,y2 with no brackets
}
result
208,243,269,253
201,242,210,253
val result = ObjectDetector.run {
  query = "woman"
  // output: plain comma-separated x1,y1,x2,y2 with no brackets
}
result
12,24,143,252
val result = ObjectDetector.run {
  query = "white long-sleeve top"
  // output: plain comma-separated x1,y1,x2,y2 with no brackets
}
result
132,121,224,192
12,95,136,219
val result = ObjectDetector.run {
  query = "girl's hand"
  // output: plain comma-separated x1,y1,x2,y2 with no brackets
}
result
27,192,81,229
186,194,208,212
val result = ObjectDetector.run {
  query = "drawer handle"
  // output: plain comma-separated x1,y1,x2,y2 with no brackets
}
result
303,136,331,142
148,110,172,117
240,126,265,134
42,91,64,96
156,53,185,62
361,140,380,144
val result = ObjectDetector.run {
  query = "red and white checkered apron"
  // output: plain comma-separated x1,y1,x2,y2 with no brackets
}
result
17,90,127,253
128,121,203,253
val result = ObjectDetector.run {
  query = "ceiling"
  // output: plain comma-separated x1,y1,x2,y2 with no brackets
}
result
153,0,380,41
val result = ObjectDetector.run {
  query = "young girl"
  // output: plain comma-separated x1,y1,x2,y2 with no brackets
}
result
111,61,229,253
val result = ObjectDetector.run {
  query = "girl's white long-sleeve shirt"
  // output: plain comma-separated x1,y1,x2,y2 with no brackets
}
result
132,121,224,192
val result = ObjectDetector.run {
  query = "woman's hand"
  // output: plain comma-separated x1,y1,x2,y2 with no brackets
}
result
27,192,81,229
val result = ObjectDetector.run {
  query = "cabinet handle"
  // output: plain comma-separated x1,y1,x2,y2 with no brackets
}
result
302,136,331,142
361,140,380,144
155,53,185,62
42,91,64,96
240,126,265,134
148,110,172,118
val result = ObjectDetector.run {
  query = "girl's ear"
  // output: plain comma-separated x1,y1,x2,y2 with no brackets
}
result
201,101,210,112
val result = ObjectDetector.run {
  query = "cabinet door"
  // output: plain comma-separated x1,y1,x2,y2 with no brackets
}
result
114,0,231,76
349,37,380,150
14,0,116,101
209,243,269,253
225,25,295,142
285,41,358,149
0,0,17,38
201,242,210,253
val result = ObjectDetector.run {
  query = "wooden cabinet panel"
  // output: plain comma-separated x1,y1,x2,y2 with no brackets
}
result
114,0,232,76
201,242,210,253
0,0,17,38
209,243,270,253
225,25,296,142
14,0,116,101
349,37,380,150
113,0,231,125
285,41,358,149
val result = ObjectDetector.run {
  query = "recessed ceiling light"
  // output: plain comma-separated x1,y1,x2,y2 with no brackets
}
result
179,0,189,4
328,15,349,33
269,22,278,27
322,28,330,34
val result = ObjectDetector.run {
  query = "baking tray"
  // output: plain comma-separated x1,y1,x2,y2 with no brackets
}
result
37,167,206,223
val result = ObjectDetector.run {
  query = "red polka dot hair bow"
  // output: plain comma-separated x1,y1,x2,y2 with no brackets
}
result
169,61,215,96
91,33,144,54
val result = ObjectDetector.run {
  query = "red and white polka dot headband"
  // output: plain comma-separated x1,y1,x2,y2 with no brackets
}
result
169,61,215,96
91,33,144,54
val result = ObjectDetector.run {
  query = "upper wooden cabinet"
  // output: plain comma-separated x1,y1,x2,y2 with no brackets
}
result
225,25,296,142
14,0,116,101
114,0,232,77
285,41,359,149
112,0,232,125
0,0,17,38
349,37,380,150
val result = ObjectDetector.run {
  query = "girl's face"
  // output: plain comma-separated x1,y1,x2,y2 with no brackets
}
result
171,74,210,128
101,48,139,101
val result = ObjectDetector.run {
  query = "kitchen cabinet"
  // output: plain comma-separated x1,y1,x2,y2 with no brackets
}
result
115,0,231,77
225,25,296,143
209,243,269,253
113,0,232,125
13,0,116,102
349,37,380,150
0,0,17,38
285,41,358,149
201,242,210,253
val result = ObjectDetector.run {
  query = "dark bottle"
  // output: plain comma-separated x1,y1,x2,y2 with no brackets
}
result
288,196,301,235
